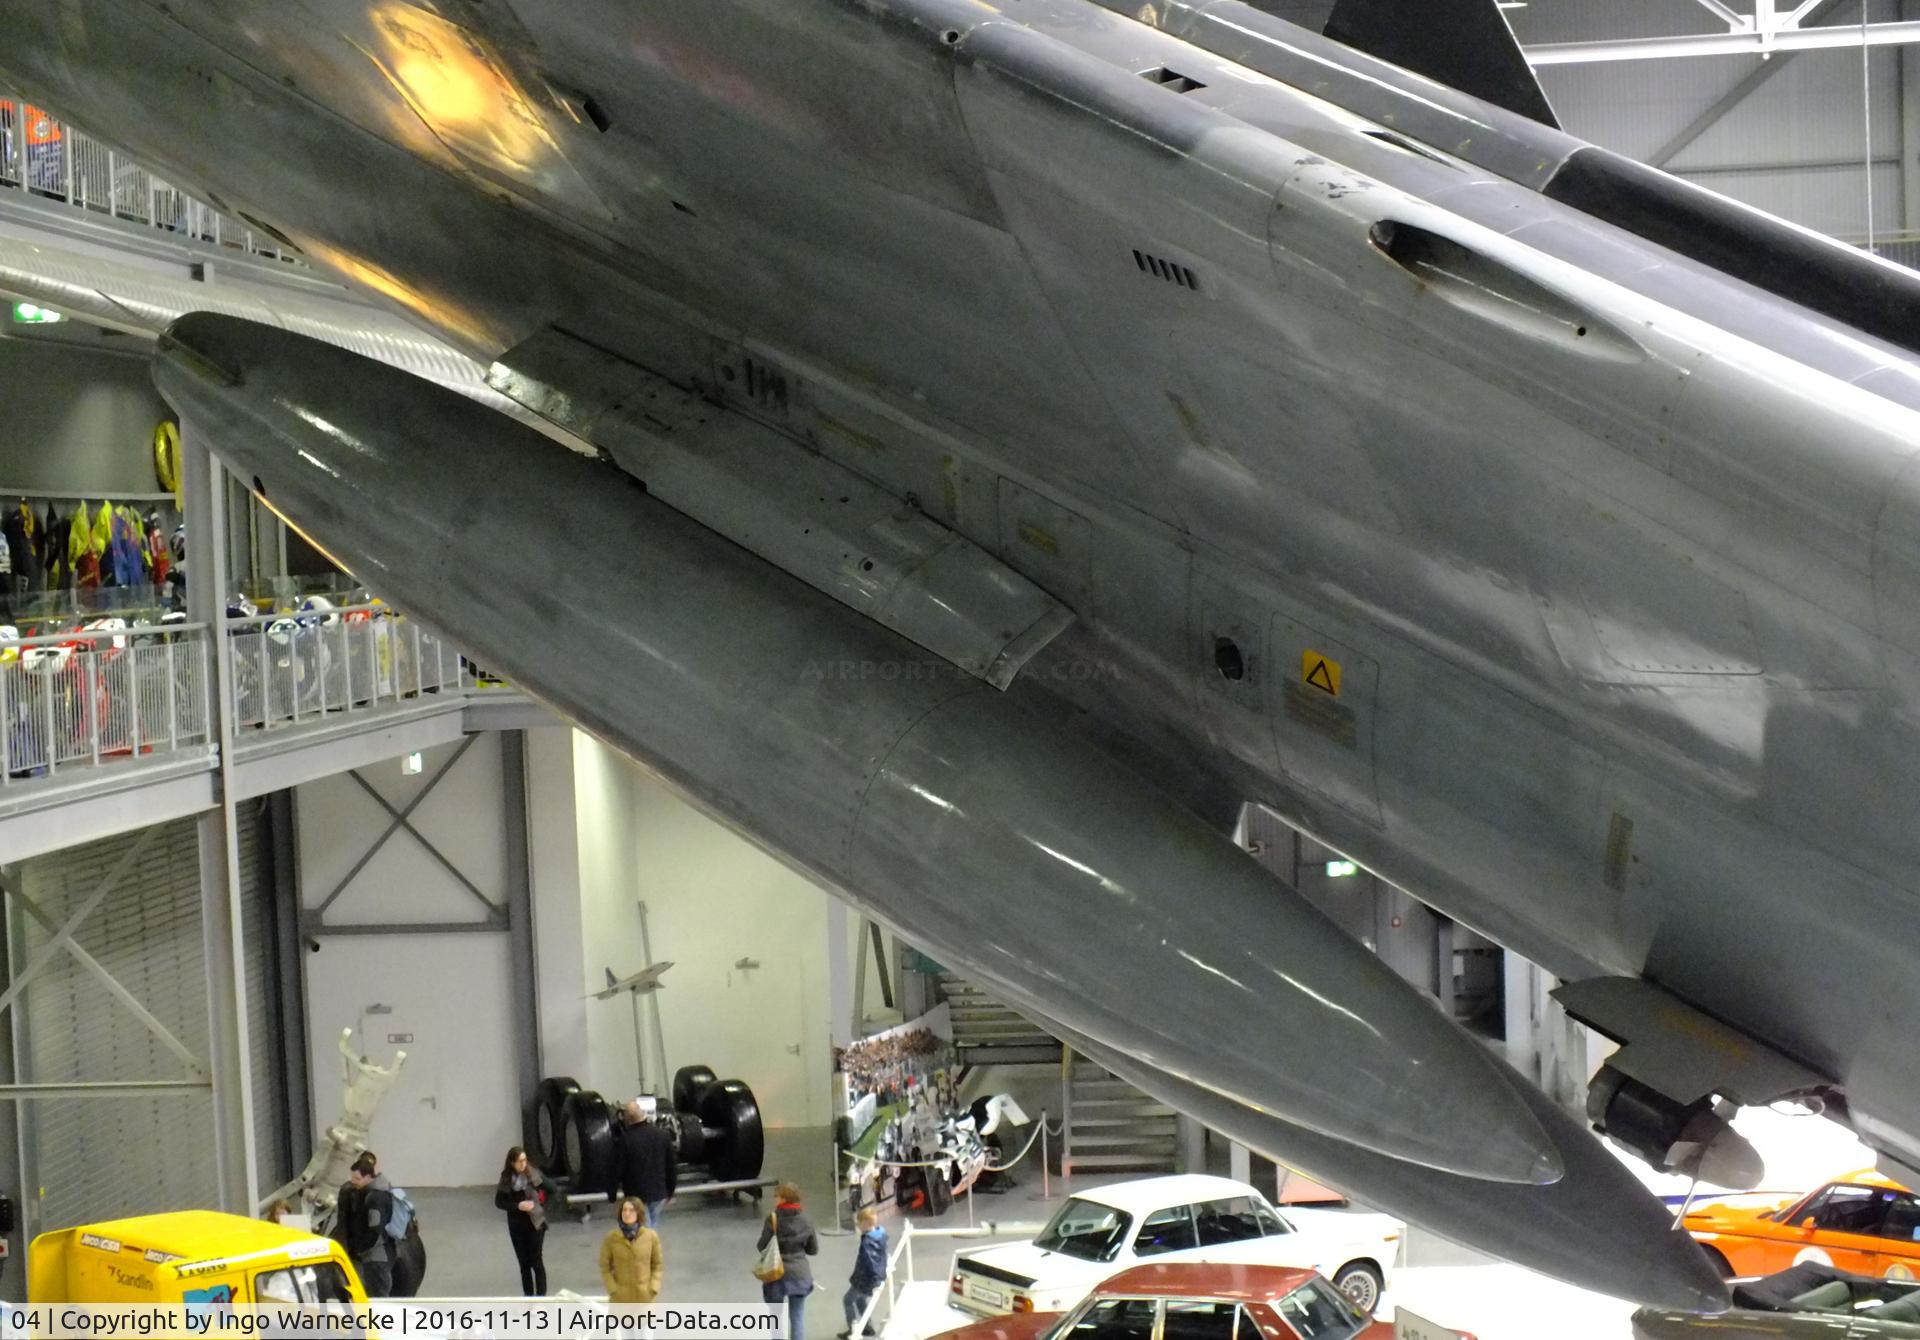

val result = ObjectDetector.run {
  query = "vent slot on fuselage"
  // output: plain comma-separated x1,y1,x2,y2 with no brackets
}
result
1133,249,1200,291
743,356,788,411
1142,66,1207,94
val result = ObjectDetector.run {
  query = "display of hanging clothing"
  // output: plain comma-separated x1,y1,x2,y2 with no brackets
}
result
69,500,99,588
4,501,38,589
107,504,144,587
147,512,170,588
40,503,64,588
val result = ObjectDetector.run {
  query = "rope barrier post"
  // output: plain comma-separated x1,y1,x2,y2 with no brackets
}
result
836,1149,850,1235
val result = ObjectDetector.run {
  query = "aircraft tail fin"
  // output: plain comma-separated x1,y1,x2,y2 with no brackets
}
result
1323,0,1560,129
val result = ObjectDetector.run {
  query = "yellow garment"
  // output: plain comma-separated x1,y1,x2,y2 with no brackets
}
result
598,1226,663,1304
92,500,111,556
68,502,90,565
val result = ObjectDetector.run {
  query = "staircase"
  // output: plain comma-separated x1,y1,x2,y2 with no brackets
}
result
1063,1054,1181,1174
938,974,1063,1065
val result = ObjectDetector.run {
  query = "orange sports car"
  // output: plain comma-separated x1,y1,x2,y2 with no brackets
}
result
1685,1170,1920,1281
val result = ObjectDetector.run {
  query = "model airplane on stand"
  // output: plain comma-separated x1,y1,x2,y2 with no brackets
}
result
587,962,674,1001
6,0,1920,1312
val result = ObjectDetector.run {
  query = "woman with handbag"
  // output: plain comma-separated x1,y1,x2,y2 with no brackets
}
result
755,1181,820,1340
495,1146,550,1296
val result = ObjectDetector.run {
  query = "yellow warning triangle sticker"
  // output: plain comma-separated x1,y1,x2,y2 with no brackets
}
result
1303,651,1341,697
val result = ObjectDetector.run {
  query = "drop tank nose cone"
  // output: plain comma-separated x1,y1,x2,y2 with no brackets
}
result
856,693,1565,1187
1051,1016,1728,1313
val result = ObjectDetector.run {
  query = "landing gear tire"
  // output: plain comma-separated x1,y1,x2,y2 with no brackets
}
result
673,1110,707,1163
673,1065,719,1113
563,1089,619,1195
925,1167,953,1216
1332,1262,1382,1314
532,1076,580,1175
698,1078,765,1182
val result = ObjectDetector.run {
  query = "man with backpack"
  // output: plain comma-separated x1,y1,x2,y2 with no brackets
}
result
355,1150,426,1297
333,1152,399,1297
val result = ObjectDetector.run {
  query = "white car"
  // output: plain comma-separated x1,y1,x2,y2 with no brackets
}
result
949,1174,1403,1318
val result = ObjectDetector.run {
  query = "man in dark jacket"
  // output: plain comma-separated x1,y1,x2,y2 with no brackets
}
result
617,1099,677,1230
334,1152,396,1296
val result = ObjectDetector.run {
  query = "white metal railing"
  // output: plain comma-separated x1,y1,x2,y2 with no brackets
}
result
0,622,212,787
857,1219,1051,1338
224,602,465,732
0,94,300,263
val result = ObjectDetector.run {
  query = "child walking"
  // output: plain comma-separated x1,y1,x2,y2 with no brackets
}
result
839,1208,888,1339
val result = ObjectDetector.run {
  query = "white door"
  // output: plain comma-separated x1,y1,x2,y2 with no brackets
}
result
305,934,520,1186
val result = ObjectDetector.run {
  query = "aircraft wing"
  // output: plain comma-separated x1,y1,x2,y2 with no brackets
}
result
0,231,572,441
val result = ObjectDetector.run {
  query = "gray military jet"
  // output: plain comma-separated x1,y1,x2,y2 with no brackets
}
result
10,0,1920,1312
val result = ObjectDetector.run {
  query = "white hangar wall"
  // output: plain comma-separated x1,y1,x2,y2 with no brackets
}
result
295,727,868,1190
565,733,837,1131
295,733,522,1189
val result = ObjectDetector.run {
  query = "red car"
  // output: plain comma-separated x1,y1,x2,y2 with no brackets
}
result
935,1261,1468,1340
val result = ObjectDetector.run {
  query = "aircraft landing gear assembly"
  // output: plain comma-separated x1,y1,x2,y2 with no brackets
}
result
527,1065,772,1213
1555,978,1834,1190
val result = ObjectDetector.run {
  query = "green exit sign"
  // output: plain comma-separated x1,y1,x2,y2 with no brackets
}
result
11,302,64,325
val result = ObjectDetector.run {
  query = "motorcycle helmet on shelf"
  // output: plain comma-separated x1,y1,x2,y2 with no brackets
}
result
295,595,338,627
79,616,129,651
20,642,72,675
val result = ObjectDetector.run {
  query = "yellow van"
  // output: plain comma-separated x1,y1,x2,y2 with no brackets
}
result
30,1210,368,1305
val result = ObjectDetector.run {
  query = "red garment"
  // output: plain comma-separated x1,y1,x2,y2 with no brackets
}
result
148,524,170,586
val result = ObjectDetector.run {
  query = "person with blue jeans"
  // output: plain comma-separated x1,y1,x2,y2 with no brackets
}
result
839,1208,888,1339
758,1182,820,1340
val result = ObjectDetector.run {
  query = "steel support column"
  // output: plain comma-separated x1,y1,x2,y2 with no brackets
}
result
827,899,855,1049
851,915,869,1036
1904,0,1920,227
501,731,543,1108
1528,18,1920,63
1176,1114,1207,1174
0,867,21,1303
267,790,312,1182
183,421,261,1213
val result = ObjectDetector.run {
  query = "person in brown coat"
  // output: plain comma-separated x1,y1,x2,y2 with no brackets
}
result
599,1196,664,1304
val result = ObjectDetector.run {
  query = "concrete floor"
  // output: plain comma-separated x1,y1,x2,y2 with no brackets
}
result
406,1126,1488,1305
377,1100,1866,1340
409,1127,1061,1305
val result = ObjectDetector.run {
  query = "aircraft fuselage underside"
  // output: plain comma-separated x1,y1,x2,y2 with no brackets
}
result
5,0,1919,1290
